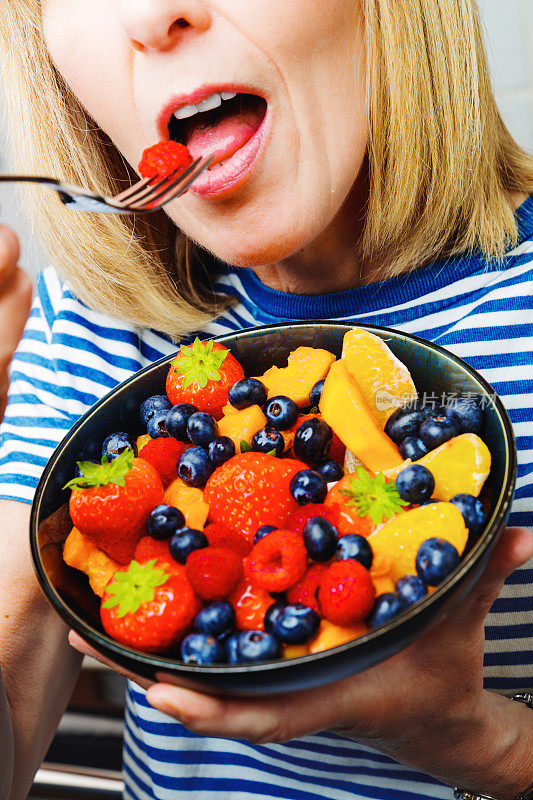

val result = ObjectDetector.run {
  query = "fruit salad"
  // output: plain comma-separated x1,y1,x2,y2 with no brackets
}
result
62,330,491,665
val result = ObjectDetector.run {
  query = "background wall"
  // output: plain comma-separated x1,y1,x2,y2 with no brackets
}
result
1,0,533,277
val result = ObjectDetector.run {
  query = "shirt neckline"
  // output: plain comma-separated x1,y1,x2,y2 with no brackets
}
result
224,194,533,320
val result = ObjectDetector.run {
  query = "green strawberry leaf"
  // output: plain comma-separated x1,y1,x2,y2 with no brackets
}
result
240,439,252,453
102,559,170,617
266,448,278,456
171,337,229,390
339,466,409,525
63,448,135,491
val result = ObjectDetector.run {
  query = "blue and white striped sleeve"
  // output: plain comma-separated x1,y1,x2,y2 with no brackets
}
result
0,270,83,504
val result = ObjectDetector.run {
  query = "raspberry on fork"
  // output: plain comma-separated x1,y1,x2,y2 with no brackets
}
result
138,141,193,180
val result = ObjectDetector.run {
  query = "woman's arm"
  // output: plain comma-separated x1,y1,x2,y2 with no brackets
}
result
0,500,83,800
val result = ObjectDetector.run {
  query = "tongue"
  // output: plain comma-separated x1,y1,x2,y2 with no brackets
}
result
186,106,264,165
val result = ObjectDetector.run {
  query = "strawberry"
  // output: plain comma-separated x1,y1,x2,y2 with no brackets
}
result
166,338,245,420
66,450,164,564
244,529,308,593
228,578,274,631
138,140,193,180
325,468,408,537
134,536,184,573
100,558,201,653
287,502,339,535
138,436,188,486
203,522,252,557
318,560,376,626
203,452,309,541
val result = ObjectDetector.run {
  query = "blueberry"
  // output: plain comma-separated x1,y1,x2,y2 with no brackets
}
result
367,593,408,627
336,534,373,569
140,395,171,425
147,410,169,439
395,574,427,605
225,632,244,664
228,378,267,410
207,436,235,467
293,418,333,465
194,601,235,638
415,537,460,586
419,415,460,450
187,411,218,448
384,403,432,445
251,427,284,457
146,504,185,540
177,446,214,487
264,396,299,430
166,403,199,442
450,494,487,537
254,525,276,544
169,527,208,563
395,464,435,504
444,397,483,435
236,630,282,663
180,633,226,664
303,517,338,562
289,470,327,505
315,459,344,482
264,601,286,634
398,436,428,462
309,379,325,408
420,498,440,507
271,603,320,644
101,432,132,461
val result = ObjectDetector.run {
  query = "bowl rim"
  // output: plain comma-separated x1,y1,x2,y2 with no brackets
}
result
30,321,517,675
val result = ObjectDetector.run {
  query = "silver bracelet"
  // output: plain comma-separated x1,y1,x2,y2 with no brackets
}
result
453,694,533,800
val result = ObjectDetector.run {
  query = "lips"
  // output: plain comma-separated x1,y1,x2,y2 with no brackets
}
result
157,88,269,198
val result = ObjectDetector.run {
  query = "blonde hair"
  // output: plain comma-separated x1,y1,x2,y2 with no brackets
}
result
1,0,532,336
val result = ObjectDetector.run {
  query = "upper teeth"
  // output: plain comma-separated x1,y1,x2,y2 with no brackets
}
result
173,91,237,120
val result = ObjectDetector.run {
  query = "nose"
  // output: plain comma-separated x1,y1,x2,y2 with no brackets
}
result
119,0,211,52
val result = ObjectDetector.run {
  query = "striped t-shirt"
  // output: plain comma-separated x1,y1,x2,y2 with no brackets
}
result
1,195,532,800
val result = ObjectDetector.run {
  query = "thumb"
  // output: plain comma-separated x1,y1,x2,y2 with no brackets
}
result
453,526,533,631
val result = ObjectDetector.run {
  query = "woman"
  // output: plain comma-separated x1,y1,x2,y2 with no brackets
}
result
0,1,531,798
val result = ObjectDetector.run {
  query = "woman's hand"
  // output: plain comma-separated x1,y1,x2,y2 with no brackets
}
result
0,222,32,420
69,526,533,800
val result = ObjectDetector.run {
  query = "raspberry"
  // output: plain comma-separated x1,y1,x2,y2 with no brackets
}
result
203,522,252,557
228,579,274,631
134,536,184,574
318,560,376,626
244,530,308,592
138,141,193,179
287,503,338,535
287,563,328,614
138,437,188,486
185,546,243,600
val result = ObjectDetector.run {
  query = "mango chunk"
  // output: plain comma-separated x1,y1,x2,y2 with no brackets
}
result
367,502,468,583
136,433,152,453
218,404,267,453
308,619,368,653
383,433,491,501
63,527,119,597
164,478,210,529
258,346,336,407
319,360,403,473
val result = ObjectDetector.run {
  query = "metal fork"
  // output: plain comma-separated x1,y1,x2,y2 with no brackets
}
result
0,155,213,214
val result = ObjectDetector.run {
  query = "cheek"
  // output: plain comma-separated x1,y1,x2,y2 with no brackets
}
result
41,3,137,154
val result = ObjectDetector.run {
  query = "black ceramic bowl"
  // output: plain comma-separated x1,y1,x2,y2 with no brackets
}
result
30,322,516,696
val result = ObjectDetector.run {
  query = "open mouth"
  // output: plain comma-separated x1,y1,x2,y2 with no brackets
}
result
168,92,268,169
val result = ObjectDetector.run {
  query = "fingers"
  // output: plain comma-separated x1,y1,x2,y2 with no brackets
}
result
67,630,154,691
447,526,533,633
0,224,21,289
145,678,350,743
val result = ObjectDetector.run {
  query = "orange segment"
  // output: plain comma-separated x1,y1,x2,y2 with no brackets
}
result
136,433,152,452
367,502,468,582
319,360,404,473
258,346,336,407
342,329,417,427
164,478,210,529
